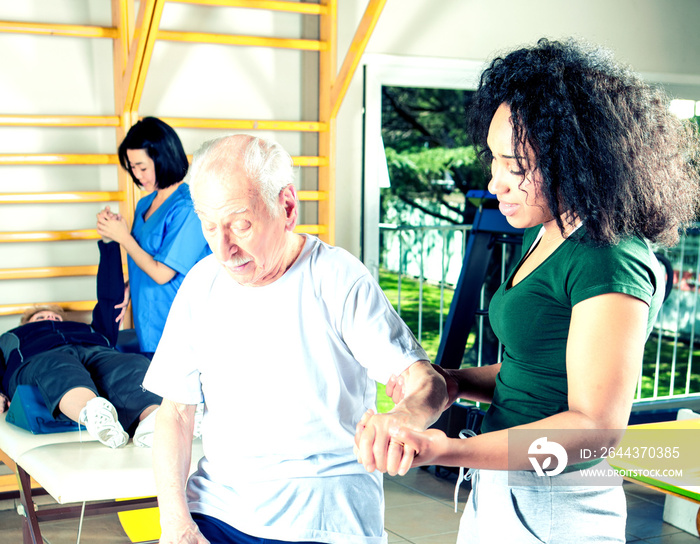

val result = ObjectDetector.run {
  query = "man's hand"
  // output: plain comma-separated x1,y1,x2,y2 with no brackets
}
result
158,520,210,544
385,365,457,412
354,408,418,476
355,361,449,476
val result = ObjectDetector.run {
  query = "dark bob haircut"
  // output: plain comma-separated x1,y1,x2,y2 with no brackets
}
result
118,117,189,190
467,38,700,247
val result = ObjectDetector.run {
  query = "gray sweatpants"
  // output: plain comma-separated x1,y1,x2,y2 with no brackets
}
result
458,467,626,544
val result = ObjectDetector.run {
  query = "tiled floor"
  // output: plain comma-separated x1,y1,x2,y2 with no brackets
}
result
0,466,698,543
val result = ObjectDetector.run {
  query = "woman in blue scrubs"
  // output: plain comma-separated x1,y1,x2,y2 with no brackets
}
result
96,117,210,357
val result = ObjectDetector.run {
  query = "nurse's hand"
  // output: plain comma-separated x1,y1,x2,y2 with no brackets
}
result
385,374,405,404
389,427,451,469
96,206,117,242
97,214,130,245
0,393,9,413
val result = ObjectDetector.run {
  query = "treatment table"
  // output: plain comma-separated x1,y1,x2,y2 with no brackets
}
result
0,412,203,543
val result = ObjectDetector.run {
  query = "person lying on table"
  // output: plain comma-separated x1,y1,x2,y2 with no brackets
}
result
0,240,162,448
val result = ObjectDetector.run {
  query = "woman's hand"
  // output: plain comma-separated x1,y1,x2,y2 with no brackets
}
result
115,284,131,324
96,206,118,243
390,427,451,469
0,393,10,414
97,213,131,245
385,374,405,404
431,365,461,409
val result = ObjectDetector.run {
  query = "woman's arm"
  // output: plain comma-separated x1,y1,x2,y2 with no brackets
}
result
436,363,501,404
96,215,177,285
386,363,500,407
390,292,649,472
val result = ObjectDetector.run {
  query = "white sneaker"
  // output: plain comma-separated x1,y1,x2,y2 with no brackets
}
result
133,407,158,448
78,397,128,449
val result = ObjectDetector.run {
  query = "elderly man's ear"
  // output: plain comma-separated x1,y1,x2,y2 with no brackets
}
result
281,184,299,232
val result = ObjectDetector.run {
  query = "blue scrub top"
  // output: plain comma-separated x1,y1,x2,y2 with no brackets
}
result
128,182,211,353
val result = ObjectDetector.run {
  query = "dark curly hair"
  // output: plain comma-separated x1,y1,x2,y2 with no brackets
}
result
118,117,189,190
467,38,700,246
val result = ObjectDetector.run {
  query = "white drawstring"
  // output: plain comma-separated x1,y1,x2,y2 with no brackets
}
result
454,428,476,512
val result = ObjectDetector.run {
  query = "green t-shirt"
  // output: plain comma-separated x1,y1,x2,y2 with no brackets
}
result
481,226,665,434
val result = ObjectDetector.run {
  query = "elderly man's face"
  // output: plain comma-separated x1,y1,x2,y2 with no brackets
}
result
195,170,291,287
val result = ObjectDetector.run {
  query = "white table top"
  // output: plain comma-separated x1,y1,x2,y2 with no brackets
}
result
1,412,203,504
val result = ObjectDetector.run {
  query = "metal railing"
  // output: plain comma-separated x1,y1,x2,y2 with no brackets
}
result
379,223,700,406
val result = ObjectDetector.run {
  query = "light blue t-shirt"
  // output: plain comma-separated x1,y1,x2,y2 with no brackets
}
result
129,183,210,353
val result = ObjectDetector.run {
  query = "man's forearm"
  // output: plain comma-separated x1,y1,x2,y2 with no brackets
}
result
153,401,196,528
393,360,448,430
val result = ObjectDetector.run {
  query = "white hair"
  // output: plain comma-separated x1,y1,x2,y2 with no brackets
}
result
188,135,295,217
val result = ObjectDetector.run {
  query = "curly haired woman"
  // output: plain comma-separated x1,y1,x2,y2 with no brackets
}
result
356,38,700,543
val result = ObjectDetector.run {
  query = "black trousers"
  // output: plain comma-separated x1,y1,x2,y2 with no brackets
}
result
10,344,161,434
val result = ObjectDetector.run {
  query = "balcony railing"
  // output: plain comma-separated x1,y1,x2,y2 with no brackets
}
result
378,223,700,407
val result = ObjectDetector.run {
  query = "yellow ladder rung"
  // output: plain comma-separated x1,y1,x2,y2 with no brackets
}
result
0,192,125,204
182,155,327,167
0,154,119,166
0,20,118,39
294,224,328,235
158,30,327,51
297,191,328,201
0,265,98,281
167,0,327,15
0,115,121,127
0,300,96,317
160,117,327,132
0,230,100,243
293,156,329,167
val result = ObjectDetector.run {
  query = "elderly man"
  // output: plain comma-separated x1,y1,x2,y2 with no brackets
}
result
144,134,448,544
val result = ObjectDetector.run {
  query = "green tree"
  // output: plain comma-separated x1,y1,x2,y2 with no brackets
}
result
381,86,486,225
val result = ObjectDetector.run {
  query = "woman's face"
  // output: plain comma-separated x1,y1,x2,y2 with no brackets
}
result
126,148,157,192
486,103,554,229
28,311,63,323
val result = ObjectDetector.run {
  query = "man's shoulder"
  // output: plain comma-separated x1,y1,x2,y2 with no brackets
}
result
306,237,366,273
